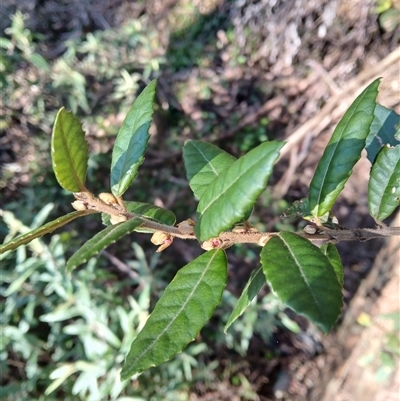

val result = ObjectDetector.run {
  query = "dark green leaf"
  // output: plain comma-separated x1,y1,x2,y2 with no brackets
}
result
261,232,343,333
66,218,142,272
224,266,265,333
309,79,380,217
51,107,89,192
111,79,157,197
368,144,400,221
121,249,227,378
320,243,344,287
0,210,96,254
365,104,400,163
195,141,285,241
183,140,236,199
102,201,175,233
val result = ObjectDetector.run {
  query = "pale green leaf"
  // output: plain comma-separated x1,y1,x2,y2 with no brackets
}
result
0,210,96,254
51,107,89,192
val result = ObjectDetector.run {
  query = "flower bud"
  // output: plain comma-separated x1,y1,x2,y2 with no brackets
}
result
71,200,87,211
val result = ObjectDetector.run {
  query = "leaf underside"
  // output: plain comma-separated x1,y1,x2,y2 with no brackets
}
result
111,79,157,197
365,103,400,163
309,79,380,217
368,144,400,221
0,210,97,254
51,107,89,192
261,232,343,333
121,249,227,378
66,218,142,272
195,140,285,241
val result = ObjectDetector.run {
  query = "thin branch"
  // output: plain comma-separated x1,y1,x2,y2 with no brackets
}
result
73,190,400,251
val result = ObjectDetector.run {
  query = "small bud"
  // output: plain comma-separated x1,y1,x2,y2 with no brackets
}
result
177,219,195,235
98,192,118,205
151,231,170,245
303,225,317,234
201,238,222,250
110,214,128,225
71,200,87,211
156,237,173,252
151,231,173,252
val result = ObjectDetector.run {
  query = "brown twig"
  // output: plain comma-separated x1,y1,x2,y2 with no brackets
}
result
73,190,400,251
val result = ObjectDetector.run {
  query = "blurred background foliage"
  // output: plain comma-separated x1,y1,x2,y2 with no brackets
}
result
1,0,399,400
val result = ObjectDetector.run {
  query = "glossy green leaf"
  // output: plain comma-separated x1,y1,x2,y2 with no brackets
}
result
195,141,285,241
66,218,142,272
320,243,344,287
111,79,157,197
51,107,89,192
102,201,175,232
260,232,343,333
183,140,236,199
224,266,265,333
365,103,400,163
121,249,227,378
368,144,400,221
309,79,380,217
0,210,96,254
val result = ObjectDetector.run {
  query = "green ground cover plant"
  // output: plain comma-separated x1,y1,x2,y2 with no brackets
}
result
2,78,399,389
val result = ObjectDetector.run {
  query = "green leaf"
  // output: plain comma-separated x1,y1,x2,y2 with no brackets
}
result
365,103,400,163
320,243,344,287
0,210,96,254
195,141,285,241
51,107,89,192
309,79,380,217
260,232,343,333
66,218,142,272
102,201,175,232
121,249,227,378
368,144,400,221
183,140,236,199
111,79,157,197
224,266,265,333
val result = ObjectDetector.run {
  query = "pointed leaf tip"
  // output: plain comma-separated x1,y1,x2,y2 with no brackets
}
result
195,140,285,241
51,107,89,192
111,79,157,197
121,249,227,378
309,79,380,217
